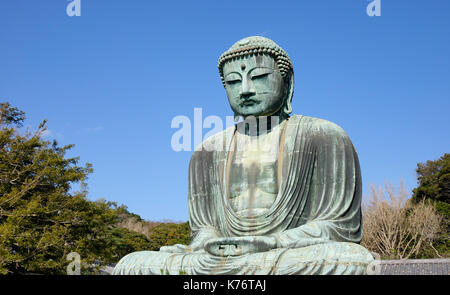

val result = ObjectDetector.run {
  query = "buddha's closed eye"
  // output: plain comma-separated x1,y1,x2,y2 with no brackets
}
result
225,73,242,86
226,79,241,86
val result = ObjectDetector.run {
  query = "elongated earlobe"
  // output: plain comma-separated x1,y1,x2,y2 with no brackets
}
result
283,73,294,116
283,102,292,115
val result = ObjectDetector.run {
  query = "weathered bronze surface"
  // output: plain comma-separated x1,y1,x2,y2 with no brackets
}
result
113,36,374,275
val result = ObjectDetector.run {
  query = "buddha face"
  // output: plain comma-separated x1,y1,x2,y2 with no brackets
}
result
222,54,287,118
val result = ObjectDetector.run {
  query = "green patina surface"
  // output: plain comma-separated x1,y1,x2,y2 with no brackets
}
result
113,36,374,275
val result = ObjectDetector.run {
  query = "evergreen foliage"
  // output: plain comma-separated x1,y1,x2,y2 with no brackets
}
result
147,222,191,251
412,153,450,258
0,103,153,274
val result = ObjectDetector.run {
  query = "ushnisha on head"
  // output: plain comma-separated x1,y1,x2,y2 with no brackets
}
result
218,36,294,119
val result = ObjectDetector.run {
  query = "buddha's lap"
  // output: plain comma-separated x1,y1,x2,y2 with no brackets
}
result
113,242,374,274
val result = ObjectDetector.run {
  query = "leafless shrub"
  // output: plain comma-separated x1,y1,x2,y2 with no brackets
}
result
116,216,187,239
361,181,442,259
117,217,162,238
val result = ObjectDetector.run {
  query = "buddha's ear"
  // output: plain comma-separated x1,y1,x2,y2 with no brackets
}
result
283,72,294,115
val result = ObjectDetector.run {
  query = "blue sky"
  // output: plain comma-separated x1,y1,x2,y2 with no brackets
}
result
1,1,449,221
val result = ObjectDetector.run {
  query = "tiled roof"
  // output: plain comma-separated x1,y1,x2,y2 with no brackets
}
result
379,259,450,275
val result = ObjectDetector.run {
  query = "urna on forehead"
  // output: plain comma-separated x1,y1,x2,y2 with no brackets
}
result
218,36,294,87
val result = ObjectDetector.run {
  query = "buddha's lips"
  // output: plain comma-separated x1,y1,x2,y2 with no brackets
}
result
240,99,259,107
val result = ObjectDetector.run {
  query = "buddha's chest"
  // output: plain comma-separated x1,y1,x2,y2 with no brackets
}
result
227,131,280,216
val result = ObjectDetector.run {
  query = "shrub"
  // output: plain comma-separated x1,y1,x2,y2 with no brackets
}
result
361,181,443,259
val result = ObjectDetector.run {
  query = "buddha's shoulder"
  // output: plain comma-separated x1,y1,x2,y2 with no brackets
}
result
290,114,349,137
193,125,235,152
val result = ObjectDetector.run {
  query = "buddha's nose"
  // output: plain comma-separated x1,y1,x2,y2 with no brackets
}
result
240,78,256,98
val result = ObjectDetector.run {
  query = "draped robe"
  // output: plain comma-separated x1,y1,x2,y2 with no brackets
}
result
113,115,374,275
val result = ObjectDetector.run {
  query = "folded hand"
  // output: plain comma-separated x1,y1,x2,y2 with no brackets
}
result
204,236,277,257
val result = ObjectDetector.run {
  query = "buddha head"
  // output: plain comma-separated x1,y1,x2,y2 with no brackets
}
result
218,36,294,120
